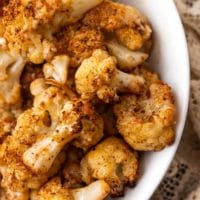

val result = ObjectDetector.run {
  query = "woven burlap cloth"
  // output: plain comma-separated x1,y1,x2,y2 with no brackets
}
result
152,0,200,199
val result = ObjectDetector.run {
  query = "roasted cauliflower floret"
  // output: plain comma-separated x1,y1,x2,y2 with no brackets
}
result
2,0,104,63
0,39,25,108
43,55,70,85
0,151,66,200
106,40,149,71
0,108,68,199
133,65,161,86
114,82,175,151
72,106,104,151
75,49,145,103
71,180,110,200
37,177,110,200
0,0,91,64
56,25,105,68
83,0,152,51
1,0,56,64
22,85,82,174
21,0,103,31
81,137,139,197
67,26,105,68
23,79,103,172
37,177,74,200
1,0,103,64
0,82,85,199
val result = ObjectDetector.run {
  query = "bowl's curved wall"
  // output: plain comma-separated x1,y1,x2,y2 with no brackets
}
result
116,0,190,199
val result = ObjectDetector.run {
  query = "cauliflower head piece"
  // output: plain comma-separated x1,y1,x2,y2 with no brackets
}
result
0,80,84,199
37,177,110,200
83,0,152,51
75,49,144,103
1,0,104,64
1,0,57,64
43,55,70,85
37,177,74,200
56,25,105,68
81,137,139,197
24,78,104,172
0,38,25,109
72,106,104,151
114,81,175,151
106,39,149,71
21,0,104,29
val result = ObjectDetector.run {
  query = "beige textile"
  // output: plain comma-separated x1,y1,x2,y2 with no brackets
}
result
152,0,200,199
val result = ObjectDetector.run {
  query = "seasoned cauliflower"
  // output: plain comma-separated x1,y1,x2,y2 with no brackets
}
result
81,137,139,197
22,87,81,174
1,0,103,64
23,78,103,172
67,26,105,68
0,39,26,108
0,115,64,200
83,0,152,51
72,105,104,151
56,25,105,68
37,177,74,200
0,81,85,199
43,55,70,85
71,180,110,200
75,49,145,103
106,39,149,71
114,82,175,151
63,147,83,188
1,0,56,64
21,0,104,32
0,151,66,200
37,177,110,200
133,65,161,86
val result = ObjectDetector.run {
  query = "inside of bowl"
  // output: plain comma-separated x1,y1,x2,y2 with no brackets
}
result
113,0,189,199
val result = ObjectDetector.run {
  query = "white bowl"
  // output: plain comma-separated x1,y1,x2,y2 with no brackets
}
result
116,0,190,199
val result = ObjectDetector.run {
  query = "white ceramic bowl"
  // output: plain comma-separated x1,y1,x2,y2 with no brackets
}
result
115,0,190,199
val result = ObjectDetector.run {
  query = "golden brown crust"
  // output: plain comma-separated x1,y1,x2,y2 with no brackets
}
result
37,177,73,200
56,25,105,68
80,137,139,197
83,0,126,32
83,0,152,50
114,81,175,151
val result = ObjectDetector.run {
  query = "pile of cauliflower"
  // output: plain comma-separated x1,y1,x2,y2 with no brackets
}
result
0,0,176,199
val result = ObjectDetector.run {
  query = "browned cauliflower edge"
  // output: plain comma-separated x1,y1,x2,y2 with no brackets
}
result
114,81,176,151
75,49,145,103
80,137,139,197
